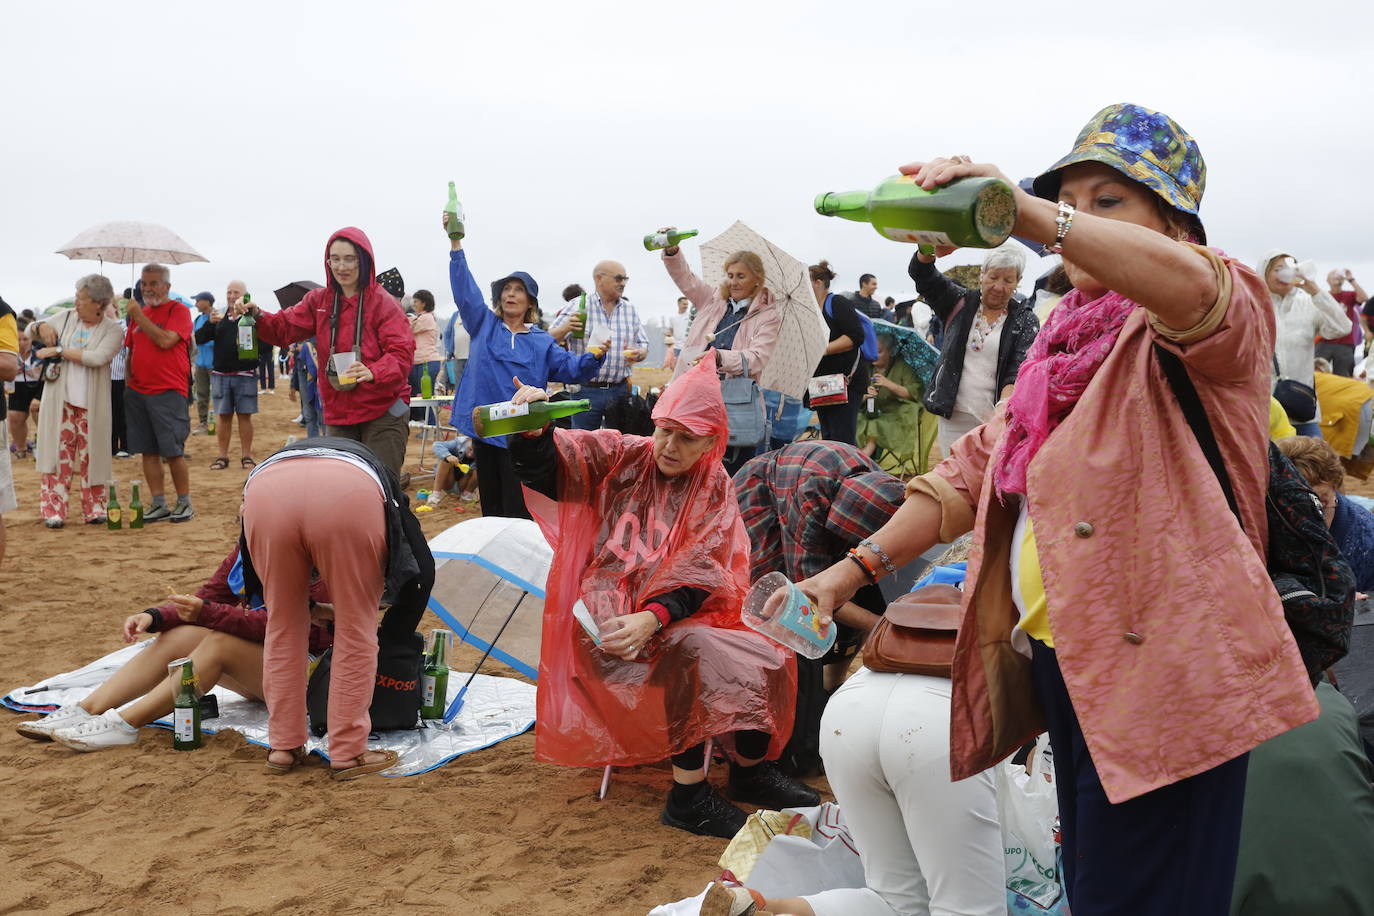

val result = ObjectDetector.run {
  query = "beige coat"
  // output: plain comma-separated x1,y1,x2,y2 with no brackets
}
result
35,309,123,485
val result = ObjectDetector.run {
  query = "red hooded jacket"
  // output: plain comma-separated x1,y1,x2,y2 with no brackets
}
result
255,227,415,426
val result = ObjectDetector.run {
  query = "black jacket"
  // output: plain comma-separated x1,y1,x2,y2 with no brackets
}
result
194,314,261,374
908,253,1039,419
238,437,435,641
813,293,867,378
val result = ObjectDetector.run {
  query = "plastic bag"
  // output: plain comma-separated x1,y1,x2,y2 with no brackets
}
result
997,734,1063,908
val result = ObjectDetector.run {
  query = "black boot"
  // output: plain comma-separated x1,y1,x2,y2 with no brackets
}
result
727,761,820,809
661,781,748,838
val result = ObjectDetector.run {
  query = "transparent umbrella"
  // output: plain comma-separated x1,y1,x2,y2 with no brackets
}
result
700,220,828,400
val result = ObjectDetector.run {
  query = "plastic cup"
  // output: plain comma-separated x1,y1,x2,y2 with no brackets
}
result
332,351,358,385
740,572,836,659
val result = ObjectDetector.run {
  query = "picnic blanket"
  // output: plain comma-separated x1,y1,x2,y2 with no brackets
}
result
5,641,536,776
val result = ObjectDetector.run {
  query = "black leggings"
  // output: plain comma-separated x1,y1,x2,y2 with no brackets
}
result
670,729,771,771
473,438,530,519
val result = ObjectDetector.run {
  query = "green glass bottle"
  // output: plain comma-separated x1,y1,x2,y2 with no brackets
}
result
128,483,144,529
814,175,1018,249
236,293,258,361
571,292,587,340
866,394,879,418
643,229,699,251
420,362,433,399
421,629,452,720
106,483,122,530
471,399,591,438
445,181,466,240
171,658,202,750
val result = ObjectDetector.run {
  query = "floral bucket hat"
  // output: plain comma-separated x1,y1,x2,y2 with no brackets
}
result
1032,103,1206,219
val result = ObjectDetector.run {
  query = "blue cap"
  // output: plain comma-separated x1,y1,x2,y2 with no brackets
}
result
194,290,215,304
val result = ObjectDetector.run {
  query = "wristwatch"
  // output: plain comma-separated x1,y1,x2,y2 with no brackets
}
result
54,345,64,356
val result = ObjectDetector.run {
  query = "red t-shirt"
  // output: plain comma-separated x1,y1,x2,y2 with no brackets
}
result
125,300,193,395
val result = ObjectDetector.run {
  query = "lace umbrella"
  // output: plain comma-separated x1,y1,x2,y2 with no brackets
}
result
56,220,208,291
700,220,827,399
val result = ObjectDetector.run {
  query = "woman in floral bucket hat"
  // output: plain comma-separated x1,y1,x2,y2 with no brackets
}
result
796,104,1318,915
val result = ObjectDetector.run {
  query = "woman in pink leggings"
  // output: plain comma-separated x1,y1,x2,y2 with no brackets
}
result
242,449,398,780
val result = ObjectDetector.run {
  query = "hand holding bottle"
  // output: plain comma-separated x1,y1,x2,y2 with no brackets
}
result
123,612,154,643
510,375,550,406
656,226,682,257
442,212,463,251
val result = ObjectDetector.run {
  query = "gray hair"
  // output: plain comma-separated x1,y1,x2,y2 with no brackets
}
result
141,263,171,284
76,273,115,305
981,245,1026,278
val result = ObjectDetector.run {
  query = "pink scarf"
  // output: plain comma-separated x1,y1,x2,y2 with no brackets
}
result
995,288,1137,498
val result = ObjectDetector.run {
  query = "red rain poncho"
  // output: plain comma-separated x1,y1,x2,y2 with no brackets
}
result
527,357,796,767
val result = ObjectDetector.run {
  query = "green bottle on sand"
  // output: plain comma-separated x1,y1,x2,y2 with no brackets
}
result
421,629,452,720
128,483,144,530
106,483,122,530
814,175,1018,249
172,658,203,751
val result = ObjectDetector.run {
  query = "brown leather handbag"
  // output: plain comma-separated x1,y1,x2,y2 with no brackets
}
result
862,583,963,678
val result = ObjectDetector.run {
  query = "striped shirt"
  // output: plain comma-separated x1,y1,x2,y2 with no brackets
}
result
555,293,649,384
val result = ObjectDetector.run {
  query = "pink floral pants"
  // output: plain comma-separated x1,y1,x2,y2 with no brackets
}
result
40,403,103,524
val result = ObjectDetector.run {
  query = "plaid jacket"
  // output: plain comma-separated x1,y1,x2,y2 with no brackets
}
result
735,441,905,580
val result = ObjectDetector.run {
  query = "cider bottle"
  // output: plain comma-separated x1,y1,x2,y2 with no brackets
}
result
420,362,433,399
445,182,466,240
128,483,144,529
643,229,699,251
170,658,203,750
571,292,587,340
106,483,122,530
236,294,259,361
814,175,1018,249
471,399,591,438
421,629,453,720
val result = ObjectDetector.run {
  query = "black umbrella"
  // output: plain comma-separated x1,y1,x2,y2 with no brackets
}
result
273,280,323,311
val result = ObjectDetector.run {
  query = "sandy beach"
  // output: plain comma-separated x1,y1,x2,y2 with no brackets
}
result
0,371,822,915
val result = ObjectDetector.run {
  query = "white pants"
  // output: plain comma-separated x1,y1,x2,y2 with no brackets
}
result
936,410,984,458
808,668,1003,916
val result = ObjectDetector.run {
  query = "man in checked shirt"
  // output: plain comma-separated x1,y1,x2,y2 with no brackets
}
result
550,260,649,430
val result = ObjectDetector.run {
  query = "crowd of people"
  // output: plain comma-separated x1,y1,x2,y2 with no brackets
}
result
10,97,1374,916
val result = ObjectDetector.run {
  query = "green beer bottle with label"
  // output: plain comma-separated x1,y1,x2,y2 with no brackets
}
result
643,229,699,251
421,629,453,720
445,182,466,240
236,293,259,361
171,658,203,750
571,292,588,340
128,483,144,529
106,483,122,530
814,175,1018,249
471,399,591,438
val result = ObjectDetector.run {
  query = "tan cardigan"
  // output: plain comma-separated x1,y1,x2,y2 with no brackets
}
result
35,310,123,485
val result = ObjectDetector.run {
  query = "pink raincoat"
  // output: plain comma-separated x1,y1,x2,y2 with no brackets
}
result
527,358,796,767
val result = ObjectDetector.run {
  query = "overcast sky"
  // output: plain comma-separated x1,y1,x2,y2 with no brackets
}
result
3,0,1371,324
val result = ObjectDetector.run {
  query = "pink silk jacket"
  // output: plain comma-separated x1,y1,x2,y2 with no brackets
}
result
911,247,1319,803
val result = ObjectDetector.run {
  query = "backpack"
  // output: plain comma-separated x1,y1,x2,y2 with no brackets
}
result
1157,345,1355,685
603,388,654,436
307,629,424,736
827,296,879,363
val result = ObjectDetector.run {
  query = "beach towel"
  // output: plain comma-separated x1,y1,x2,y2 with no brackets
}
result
6,642,535,776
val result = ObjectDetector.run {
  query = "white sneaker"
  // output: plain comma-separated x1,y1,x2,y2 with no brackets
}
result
16,703,94,740
52,709,139,752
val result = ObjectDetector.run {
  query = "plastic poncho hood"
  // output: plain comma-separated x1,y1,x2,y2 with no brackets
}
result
525,354,794,767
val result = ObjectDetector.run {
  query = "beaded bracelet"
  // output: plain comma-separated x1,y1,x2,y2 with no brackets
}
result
846,549,877,583
1045,201,1075,255
858,538,897,577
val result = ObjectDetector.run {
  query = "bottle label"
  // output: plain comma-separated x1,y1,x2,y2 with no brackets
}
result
879,226,954,247
487,401,530,421
108,508,121,524
237,324,254,350
422,674,436,707
174,707,195,742
650,233,668,249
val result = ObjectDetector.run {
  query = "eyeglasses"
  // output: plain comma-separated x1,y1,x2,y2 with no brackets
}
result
612,275,630,283
327,255,360,267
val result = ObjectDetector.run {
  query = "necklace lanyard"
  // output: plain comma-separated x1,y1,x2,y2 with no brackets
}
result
328,291,366,356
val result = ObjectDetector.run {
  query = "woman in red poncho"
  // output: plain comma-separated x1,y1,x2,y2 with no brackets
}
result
508,356,818,838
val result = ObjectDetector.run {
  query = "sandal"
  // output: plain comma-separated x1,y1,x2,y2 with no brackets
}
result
240,456,256,469
330,749,399,782
209,457,230,470
264,746,307,775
